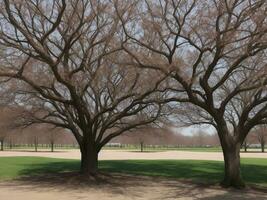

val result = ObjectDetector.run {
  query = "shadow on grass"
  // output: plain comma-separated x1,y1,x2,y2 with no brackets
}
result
196,190,267,200
9,158,266,189
100,160,223,184
105,160,266,187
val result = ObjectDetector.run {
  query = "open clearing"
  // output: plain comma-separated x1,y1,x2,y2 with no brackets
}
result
1,149,267,161
0,151,266,199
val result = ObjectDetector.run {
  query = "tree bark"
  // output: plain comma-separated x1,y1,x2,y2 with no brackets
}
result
80,144,98,176
221,142,245,188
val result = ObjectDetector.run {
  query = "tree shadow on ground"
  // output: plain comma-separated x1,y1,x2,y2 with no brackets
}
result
2,158,265,199
101,160,267,187
12,159,267,188
6,172,267,200
163,183,267,200
196,190,267,200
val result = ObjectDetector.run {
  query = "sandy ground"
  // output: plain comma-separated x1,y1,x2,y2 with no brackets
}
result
0,150,267,199
0,149,267,161
0,174,266,200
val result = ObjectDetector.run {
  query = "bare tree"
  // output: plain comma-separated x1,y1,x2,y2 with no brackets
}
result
123,127,166,152
33,135,38,152
46,127,65,152
0,108,6,151
0,121,6,151
117,0,267,188
49,131,58,152
242,139,249,152
195,130,206,147
21,124,42,151
0,0,164,176
0,74,17,150
254,125,267,152
0,107,19,151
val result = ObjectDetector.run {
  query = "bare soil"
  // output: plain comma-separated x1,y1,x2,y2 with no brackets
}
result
0,173,266,200
0,149,267,161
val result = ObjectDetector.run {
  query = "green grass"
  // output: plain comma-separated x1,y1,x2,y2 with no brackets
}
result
0,157,266,187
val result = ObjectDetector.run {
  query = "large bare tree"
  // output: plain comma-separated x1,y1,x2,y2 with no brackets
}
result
116,0,267,187
0,0,165,176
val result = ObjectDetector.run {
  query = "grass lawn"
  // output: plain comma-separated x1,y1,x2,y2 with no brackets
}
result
0,157,266,187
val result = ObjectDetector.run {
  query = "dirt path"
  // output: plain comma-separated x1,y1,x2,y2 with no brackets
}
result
0,174,266,200
0,149,267,161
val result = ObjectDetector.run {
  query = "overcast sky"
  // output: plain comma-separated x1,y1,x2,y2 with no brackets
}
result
172,125,216,136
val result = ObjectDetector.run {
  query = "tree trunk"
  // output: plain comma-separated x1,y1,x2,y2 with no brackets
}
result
34,137,38,152
140,142,144,152
244,141,247,152
9,138,12,150
0,139,3,151
261,142,265,153
80,144,98,176
51,141,54,152
221,143,245,188
217,122,245,189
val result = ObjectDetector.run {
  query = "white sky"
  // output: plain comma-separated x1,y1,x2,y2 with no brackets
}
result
172,125,216,136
